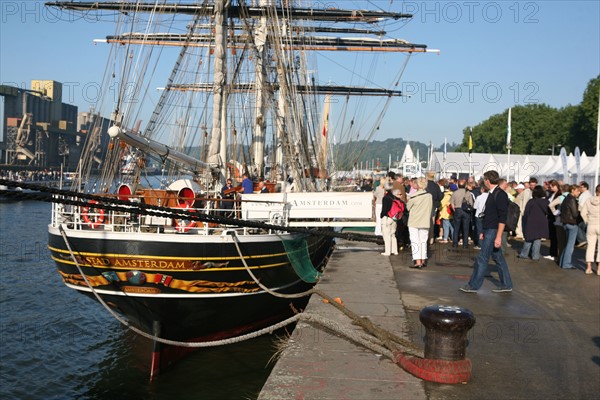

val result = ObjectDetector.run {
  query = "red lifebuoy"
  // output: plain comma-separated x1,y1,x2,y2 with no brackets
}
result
177,187,196,207
81,200,105,229
174,204,196,233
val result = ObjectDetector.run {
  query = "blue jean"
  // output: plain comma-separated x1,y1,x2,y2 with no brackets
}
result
577,221,587,243
468,228,513,290
442,218,454,240
520,239,541,260
453,209,470,247
474,217,483,246
559,223,578,268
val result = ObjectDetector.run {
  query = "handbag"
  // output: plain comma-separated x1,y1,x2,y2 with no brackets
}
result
460,191,473,212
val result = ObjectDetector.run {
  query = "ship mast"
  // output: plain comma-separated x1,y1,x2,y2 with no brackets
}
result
252,0,268,179
206,0,229,182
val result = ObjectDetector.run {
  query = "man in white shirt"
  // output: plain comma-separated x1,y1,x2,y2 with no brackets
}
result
473,184,489,250
578,181,592,208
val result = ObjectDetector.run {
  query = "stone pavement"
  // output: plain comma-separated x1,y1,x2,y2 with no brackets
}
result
391,239,600,400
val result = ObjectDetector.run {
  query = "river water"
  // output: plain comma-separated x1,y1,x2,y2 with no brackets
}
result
0,200,280,399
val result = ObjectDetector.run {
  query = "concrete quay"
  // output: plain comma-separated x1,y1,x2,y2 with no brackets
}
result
259,238,600,400
259,239,426,400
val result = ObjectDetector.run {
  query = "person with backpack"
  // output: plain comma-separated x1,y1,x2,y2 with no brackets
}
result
450,179,474,249
392,173,409,250
407,178,433,268
380,185,403,256
460,170,513,293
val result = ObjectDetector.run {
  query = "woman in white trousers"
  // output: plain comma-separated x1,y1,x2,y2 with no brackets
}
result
407,178,433,268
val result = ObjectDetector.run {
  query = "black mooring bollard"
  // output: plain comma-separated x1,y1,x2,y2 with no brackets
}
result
419,305,476,361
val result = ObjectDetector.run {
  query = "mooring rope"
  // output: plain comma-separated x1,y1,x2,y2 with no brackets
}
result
230,231,421,355
298,312,393,359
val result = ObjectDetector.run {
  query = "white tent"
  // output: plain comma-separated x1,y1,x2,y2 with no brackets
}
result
580,153,600,185
425,150,598,186
536,156,558,177
526,155,555,180
568,152,590,183
431,152,477,178
512,155,530,182
429,151,574,183
536,152,576,183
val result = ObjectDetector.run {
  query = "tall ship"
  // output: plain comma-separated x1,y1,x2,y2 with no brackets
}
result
44,0,433,378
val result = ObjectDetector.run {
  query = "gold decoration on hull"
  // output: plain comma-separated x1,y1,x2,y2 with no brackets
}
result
59,271,261,294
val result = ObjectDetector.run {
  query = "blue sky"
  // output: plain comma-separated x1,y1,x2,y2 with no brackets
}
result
1,0,598,148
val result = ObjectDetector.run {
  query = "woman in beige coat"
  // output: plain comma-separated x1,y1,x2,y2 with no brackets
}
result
407,178,433,268
580,184,600,275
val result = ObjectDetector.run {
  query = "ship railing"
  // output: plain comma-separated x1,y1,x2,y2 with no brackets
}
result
237,197,289,235
50,196,290,236
50,196,144,233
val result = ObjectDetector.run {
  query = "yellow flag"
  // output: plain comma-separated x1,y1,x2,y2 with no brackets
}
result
468,128,473,154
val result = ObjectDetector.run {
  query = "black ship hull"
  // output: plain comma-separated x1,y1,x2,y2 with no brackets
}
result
48,226,334,377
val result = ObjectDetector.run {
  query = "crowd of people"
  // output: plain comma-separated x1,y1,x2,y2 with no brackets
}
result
373,170,600,283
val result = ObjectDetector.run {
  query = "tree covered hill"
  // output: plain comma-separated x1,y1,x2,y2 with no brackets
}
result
332,138,458,170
